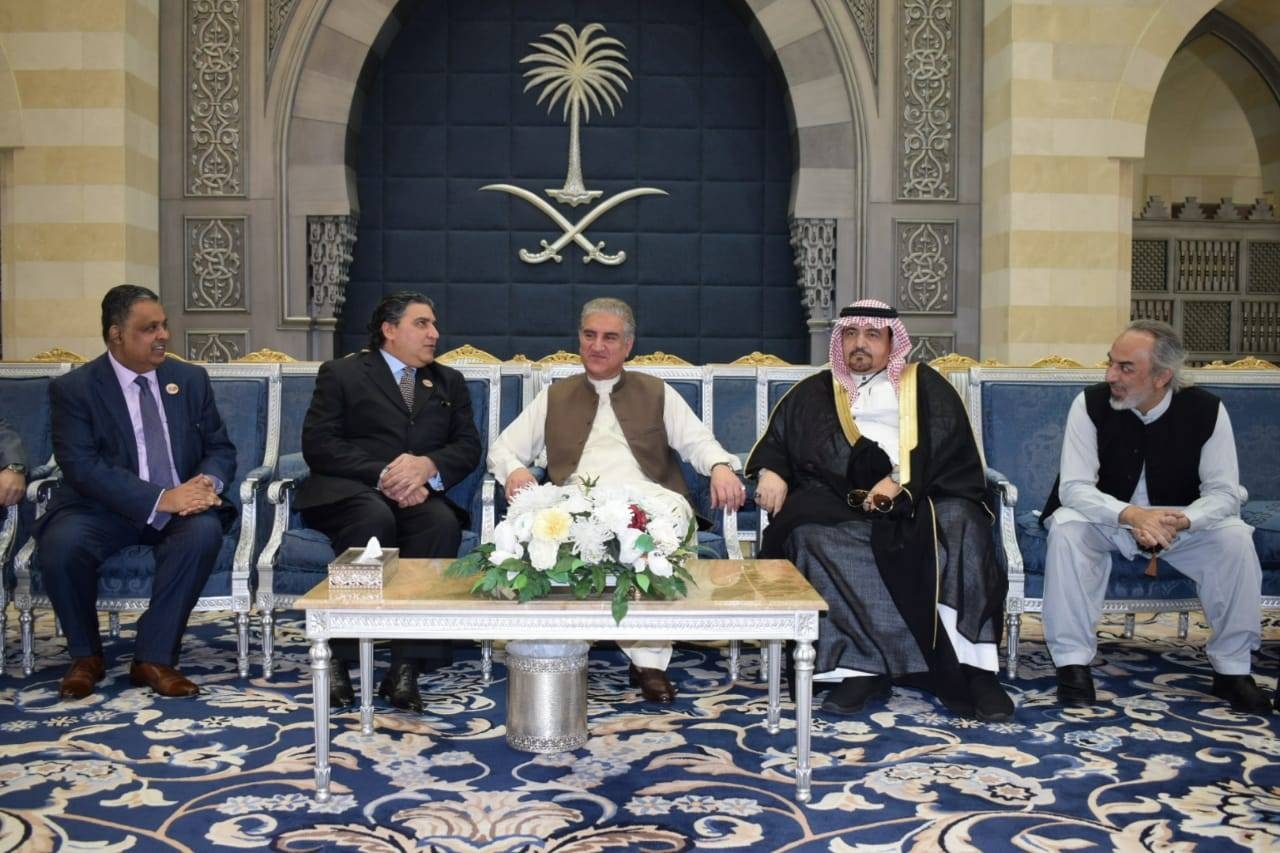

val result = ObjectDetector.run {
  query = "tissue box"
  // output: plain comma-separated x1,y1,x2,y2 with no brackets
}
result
327,547,400,589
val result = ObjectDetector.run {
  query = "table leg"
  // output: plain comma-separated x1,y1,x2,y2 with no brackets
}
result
793,640,816,803
728,639,740,683
310,639,332,802
481,639,493,685
359,637,375,734
766,639,782,734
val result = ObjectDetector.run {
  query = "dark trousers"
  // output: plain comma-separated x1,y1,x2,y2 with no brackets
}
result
37,509,223,666
302,490,460,669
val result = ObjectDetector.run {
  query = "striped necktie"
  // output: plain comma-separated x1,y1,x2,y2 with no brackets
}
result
135,375,175,528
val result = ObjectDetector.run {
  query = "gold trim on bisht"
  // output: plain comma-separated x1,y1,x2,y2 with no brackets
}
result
629,351,691,366
831,375,863,447
438,344,501,365
898,362,919,485
1202,356,1279,370
1028,355,1085,369
234,348,296,363
30,347,86,363
537,350,583,365
732,351,790,366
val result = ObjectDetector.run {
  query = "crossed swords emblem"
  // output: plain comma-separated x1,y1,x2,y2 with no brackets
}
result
483,24,666,266
481,184,667,265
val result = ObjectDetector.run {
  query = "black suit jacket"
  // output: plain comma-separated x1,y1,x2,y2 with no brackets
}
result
296,350,482,523
39,353,237,530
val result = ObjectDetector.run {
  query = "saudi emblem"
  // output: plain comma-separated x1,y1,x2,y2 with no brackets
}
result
483,24,666,265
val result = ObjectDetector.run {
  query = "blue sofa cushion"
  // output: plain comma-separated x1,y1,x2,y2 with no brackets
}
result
1015,505,1280,599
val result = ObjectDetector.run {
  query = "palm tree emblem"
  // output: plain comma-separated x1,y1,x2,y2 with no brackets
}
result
482,23,666,265
521,23,630,206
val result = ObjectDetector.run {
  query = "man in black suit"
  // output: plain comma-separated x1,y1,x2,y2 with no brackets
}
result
298,291,482,712
37,285,236,700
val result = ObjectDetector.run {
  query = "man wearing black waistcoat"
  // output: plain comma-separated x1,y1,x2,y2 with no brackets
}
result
1041,319,1269,715
297,291,481,713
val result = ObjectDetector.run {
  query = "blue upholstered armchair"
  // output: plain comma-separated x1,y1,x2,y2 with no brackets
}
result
254,362,501,676
13,362,281,678
967,365,1280,678
0,363,74,668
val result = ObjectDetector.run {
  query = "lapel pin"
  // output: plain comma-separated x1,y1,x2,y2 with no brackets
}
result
165,383,180,395
422,379,433,388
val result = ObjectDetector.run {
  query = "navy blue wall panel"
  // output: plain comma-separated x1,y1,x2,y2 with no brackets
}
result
342,0,807,364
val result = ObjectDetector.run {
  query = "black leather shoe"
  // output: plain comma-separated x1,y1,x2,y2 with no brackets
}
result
378,662,423,713
1211,673,1272,715
964,665,1015,722
329,660,355,708
628,664,677,703
820,675,891,715
1056,665,1096,708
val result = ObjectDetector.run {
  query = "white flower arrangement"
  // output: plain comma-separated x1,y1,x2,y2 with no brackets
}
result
446,480,700,623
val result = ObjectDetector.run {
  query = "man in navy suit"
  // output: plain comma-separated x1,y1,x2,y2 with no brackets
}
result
298,291,481,712
37,285,236,700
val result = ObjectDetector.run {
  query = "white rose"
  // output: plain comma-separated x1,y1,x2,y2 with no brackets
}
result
493,520,522,555
527,538,560,571
646,552,673,578
617,526,646,564
531,507,572,543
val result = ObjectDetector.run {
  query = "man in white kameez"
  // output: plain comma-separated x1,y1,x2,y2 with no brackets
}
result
1042,319,1270,715
488,298,746,703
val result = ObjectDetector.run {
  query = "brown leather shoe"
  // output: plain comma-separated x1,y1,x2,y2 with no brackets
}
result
129,661,199,697
628,663,677,703
59,655,106,699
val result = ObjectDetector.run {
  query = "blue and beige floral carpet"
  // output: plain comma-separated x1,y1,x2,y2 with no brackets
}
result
1,612,1277,851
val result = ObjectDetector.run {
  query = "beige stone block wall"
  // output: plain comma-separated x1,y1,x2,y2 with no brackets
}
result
0,0,158,360
983,0,1216,364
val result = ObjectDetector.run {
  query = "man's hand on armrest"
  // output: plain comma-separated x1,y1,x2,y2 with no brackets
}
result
504,468,537,502
755,469,789,515
709,462,746,511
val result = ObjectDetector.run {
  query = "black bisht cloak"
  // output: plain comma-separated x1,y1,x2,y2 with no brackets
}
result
746,364,1005,686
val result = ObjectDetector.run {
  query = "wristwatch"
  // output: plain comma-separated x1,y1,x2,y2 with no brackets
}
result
3,463,25,476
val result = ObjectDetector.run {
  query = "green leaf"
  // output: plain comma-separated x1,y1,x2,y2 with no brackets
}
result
512,573,528,590
634,572,651,593
611,583,629,624
633,533,655,553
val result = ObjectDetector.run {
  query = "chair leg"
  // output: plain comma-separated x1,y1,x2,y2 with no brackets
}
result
759,642,769,682
1178,611,1189,640
1123,613,1135,639
481,640,493,684
0,606,6,674
20,607,34,676
236,611,250,678
261,610,276,678
1005,612,1021,679
109,611,120,638
727,639,740,682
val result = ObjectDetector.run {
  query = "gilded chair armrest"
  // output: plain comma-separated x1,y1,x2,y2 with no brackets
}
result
28,472,61,518
721,506,742,559
257,477,298,575
232,465,275,599
984,466,1026,584
0,504,16,568
480,475,496,544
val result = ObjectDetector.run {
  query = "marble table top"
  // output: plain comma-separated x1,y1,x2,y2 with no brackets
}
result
297,558,828,613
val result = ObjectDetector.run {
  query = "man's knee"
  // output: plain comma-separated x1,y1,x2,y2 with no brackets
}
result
341,500,400,546
37,515,113,569
178,513,225,555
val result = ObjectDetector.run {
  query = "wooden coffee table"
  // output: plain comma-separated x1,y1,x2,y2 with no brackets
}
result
297,558,827,801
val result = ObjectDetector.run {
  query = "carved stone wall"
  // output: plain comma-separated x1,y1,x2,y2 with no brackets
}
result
186,0,244,197
308,215,357,323
898,0,956,201
790,218,837,325
909,334,953,362
895,220,955,313
184,217,247,311
847,0,878,81
186,330,249,363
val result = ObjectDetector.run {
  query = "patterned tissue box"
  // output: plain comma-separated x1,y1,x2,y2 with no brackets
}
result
327,547,400,589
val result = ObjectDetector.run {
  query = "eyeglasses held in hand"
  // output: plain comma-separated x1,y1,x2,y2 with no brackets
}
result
847,489,892,512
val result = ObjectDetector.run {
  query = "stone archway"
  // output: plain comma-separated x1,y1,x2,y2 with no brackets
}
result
270,0,873,360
